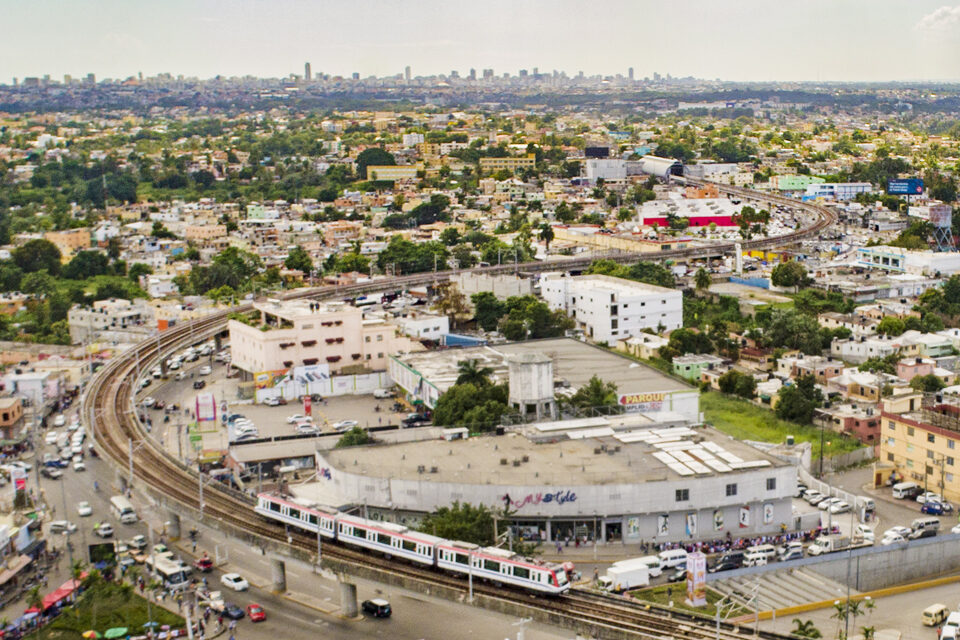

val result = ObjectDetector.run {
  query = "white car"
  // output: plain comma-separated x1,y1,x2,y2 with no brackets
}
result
286,415,311,424
220,573,249,591
7,460,31,473
951,523,960,535
199,365,212,376
883,526,911,539
142,397,156,408
332,420,358,432
829,501,851,514
916,491,943,504
49,520,78,534
77,501,93,517
880,533,905,546
94,523,114,538
45,431,59,445
53,415,66,427
295,424,320,435
818,497,842,511
73,460,86,472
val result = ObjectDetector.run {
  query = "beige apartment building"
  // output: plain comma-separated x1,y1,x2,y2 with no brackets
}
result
228,299,422,376
479,154,536,173
43,228,91,260
184,224,227,242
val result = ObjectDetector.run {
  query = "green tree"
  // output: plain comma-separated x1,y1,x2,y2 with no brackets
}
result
456,359,494,387
791,619,822,639
568,375,620,414
13,239,62,275
472,291,505,331
62,251,111,280
775,374,823,424
418,502,494,546
432,382,508,431
20,270,57,295
718,370,756,399
765,309,823,355
877,316,906,336
335,426,372,448
128,262,153,283
439,227,461,246
151,221,177,239
539,223,555,253
284,246,313,273
694,267,711,291
356,148,396,179
770,261,808,291
910,374,945,393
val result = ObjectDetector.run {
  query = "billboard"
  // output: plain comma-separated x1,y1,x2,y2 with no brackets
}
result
254,369,290,389
887,178,923,195
195,391,217,423
618,392,665,412
930,204,953,229
685,552,707,607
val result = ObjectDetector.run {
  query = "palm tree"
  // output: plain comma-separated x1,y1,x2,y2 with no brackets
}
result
456,359,493,387
860,626,875,640
539,223,555,254
694,267,711,291
26,585,42,639
791,618,822,639
569,375,620,415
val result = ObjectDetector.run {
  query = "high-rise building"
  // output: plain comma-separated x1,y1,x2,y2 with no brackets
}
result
469,68,476,80
63,74,72,85
628,67,634,80
352,72,360,80
404,66,411,81
532,67,538,76
519,69,527,77
304,62,311,82
450,70,459,78
85,73,96,85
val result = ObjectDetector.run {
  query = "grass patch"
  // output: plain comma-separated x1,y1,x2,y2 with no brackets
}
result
631,584,747,617
40,580,184,640
701,392,863,458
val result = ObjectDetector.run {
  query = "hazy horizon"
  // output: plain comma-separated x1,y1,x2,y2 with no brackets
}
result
3,0,960,83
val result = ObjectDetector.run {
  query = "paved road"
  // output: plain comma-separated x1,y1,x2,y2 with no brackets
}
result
3,406,571,640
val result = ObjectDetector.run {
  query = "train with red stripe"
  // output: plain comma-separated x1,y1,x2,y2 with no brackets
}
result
256,493,570,594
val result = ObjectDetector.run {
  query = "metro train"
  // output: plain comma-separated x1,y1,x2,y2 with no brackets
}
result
255,493,571,595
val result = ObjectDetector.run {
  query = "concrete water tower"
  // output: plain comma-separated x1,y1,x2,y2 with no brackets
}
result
506,353,556,421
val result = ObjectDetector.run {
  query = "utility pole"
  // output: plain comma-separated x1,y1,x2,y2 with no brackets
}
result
59,473,75,572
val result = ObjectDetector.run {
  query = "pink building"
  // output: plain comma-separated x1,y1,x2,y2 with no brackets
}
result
897,357,935,382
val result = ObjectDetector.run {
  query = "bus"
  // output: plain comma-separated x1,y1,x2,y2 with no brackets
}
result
146,556,190,591
109,495,138,524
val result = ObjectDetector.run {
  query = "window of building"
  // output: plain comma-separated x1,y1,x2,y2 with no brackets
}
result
377,334,383,341
365,336,371,343
888,421,895,431
948,457,955,466
950,440,956,450
377,353,383,358
907,444,914,453
302,324,313,330
365,354,371,360
766,478,776,491
927,450,935,459
906,459,914,468
725,483,737,497
887,452,895,462
907,427,915,437
948,473,955,483
675,489,689,502
928,434,935,444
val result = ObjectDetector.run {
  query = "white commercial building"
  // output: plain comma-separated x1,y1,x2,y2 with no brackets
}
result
67,298,154,344
804,182,872,200
394,310,450,341
585,159,627,183
540,273,682,342
856,246,960,277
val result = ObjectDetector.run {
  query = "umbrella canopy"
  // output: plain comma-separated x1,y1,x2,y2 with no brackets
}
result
142,622,159,628
104,628,128,639
82,631,101,639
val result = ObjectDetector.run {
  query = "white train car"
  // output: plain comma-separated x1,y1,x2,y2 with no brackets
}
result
336,515,440,566
437,541,570,594
255,493,337,539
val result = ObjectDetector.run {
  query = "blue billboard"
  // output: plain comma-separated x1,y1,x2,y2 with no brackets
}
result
887,178,924,195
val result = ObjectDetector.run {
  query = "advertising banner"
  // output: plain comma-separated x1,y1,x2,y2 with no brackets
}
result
887,178,923,195
657,514,670,537
738,505,750,528
303,395,312,416
195,391,217,423
686,552,707,607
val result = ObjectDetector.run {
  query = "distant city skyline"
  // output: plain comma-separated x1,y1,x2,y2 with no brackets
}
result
3,0,960,83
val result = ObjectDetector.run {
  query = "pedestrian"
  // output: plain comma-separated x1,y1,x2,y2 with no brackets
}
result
593,567,599,583
556,541,562,554
192,540,197,553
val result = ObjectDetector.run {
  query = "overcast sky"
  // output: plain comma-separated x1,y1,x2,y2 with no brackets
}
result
3,0,960,83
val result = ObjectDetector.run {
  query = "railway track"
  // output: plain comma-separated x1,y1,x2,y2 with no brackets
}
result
81,182,824,639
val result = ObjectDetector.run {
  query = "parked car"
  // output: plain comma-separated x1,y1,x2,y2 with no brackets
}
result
819,497,842,511
42,467,63,479
332,420,358,432
49,520,78,534
909,528,937,540
286,414,311,424
53,415,66,427
221,573,249,591
45,431,59,445
373,388,395,399
829,501,851,514
880,533,905,546
295,424,320,435
128,534,147,549
708,561,739,573
193,380,206,390
402,414,429,427
916,491,943,504
361,599,391,618
667,565,687,583
194,556,214,572
142,397,156,408
922,501,947,515
94,523,114,538
884,526,911,538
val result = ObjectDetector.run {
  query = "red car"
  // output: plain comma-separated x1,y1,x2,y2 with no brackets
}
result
193,556,213,572
246,603,266,622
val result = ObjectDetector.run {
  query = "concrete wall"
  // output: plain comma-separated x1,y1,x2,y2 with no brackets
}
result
314,450,797,543
710,532,960,592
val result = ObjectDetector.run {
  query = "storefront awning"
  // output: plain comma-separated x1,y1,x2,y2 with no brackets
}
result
0,555,32,586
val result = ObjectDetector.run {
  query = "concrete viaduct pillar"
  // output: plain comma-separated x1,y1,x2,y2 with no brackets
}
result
339,579,358,618
271,557,287,593
165,510,181,540
214,334,223,352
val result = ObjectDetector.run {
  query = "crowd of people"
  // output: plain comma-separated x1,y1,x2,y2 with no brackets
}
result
641,524,843,556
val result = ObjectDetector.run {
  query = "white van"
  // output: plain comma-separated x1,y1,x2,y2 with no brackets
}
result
910,517,941,533
658,549,688,569
742,544,776,567
892,481,919,499
634,555,662,577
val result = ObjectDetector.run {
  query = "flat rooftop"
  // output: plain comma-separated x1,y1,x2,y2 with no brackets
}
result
395,337,691,396
561,273,676,296
323,424,785,486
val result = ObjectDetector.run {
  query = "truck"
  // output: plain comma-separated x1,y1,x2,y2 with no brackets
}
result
597,561,650,593
806,534,850,556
